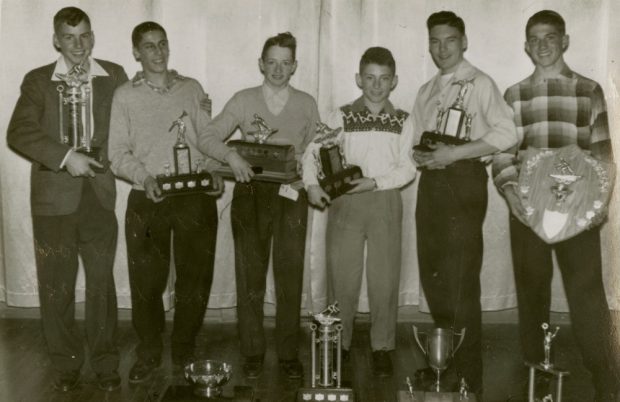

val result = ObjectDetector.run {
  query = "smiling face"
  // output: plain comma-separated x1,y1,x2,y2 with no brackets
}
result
259,45,297,90
53,20,94,68
133,29,169,76
355,63,397,113
428,24,467,74
525,23,568,70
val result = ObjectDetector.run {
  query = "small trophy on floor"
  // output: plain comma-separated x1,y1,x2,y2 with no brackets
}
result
155,111,214,196
526,323,568,402
297,303,355,401
414,78,475,152
313,122,363,199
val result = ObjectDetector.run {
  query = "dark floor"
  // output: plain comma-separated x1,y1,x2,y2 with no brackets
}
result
0,318,599,402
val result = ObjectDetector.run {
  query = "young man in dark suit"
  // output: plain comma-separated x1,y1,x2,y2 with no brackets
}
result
7,6,128,393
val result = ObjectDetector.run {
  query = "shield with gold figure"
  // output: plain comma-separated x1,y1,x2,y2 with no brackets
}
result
517,145,615,244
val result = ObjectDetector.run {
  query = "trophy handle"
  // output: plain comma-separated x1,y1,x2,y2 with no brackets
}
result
412,325,427,357
452,327,467,356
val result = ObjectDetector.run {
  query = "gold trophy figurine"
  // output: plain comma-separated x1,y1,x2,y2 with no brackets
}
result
170,111,191,175
248,113,278,144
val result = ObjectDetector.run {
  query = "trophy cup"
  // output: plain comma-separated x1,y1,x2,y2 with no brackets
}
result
397,325,474,402
155,111,214,196
313,122,363,199
55,55,106,172
414,78,475,152
297,303,355,402
526,323,569,402
216,114,299,183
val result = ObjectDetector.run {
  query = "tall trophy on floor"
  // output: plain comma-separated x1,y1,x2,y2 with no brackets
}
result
414,78,475,152
526,323,569,402
397,326,474,401
312,122,363,199
297,303,355,401
55,54,105,172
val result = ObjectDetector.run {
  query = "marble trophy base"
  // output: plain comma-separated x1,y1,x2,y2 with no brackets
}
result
161,385,254,401
319,166,363,199
397,391,477,402
413,131,469,152
156,172,214,197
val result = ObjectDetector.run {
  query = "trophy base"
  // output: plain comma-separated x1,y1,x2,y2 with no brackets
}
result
156,172,214,197
319,166,363,199
413,131,470,152
216,165,300,184
161,385,255,401
297,387,356,402
397,391,477,401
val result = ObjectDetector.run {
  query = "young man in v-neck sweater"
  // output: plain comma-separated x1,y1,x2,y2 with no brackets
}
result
197,32,320,380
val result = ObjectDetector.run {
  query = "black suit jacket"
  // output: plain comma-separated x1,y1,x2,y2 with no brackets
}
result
7,59,128,216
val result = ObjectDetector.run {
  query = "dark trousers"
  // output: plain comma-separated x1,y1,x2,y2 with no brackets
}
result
416,161,488,394
510,216,619,394
125,190,217,361
32,180,118,375
231,182,307,360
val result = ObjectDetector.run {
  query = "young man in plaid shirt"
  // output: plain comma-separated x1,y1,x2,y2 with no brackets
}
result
492,10,619,401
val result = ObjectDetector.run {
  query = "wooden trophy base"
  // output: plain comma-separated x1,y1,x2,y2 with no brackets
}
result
156,171,214,197
297,387,356,402
397,390,477,401
413,131,469,152
319,166,363,199
216,165,300,184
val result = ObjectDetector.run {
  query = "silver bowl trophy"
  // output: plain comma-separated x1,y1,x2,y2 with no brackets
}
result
413,79,475,152
297,303,355,401
54,55,106,172
398,326,474,401
313,122,363,199
155,111,214,196
526,323,569,402
215,114,300,183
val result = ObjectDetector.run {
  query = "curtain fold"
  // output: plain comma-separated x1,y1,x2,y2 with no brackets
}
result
1,0,618,313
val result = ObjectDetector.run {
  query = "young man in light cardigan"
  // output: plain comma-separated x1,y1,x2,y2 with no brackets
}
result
302,47,416,378
196,32,320,379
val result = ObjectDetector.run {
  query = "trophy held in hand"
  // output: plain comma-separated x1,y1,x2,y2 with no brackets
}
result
156,111,214,197
414,78,475,152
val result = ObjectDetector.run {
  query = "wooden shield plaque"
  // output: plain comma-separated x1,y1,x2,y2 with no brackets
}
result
517,145,615,244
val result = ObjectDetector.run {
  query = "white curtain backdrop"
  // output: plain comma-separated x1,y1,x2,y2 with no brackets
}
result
0,0,618,313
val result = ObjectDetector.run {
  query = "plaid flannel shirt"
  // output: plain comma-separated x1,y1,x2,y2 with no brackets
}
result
492,65,612,190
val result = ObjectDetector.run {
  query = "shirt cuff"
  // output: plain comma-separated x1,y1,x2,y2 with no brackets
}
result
59,149,73,169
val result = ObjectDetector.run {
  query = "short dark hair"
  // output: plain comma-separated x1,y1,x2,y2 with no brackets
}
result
359,47,396,75
53,7,90,33
427,11,465,36
526,10,565,37
132,21,167,48
261,32,296,60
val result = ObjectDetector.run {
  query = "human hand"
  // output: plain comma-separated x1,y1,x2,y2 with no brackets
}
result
225,151,254,182
503,185,529,226
346,177,375,194
144,176,164,203
413,143,455,169
307,184,331,209
64,151,102,177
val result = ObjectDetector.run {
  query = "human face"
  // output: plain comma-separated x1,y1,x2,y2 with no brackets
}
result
133,30,169,76
525,23,568,70
355,63,397,112
53,20,94,68
428,24,467,74
259,46,297,90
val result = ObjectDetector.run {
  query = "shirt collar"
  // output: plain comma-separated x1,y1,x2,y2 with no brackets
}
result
51,56,108,81
350,96,396,115
530,63,575,85
262,83,290,101
131,70,185,94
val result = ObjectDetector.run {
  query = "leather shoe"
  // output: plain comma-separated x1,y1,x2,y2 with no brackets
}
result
128,357,160,384
54,370,79,392
279,358,303,379
97,371,121,392
372,350,393,377
242,355,264,379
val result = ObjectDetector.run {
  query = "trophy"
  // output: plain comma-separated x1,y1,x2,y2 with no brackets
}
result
526,323,569,402
216,114,299,183
297,303,355,402
313,122,363,199
414,78,475,152
55,55,106,172
155,111,214,196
